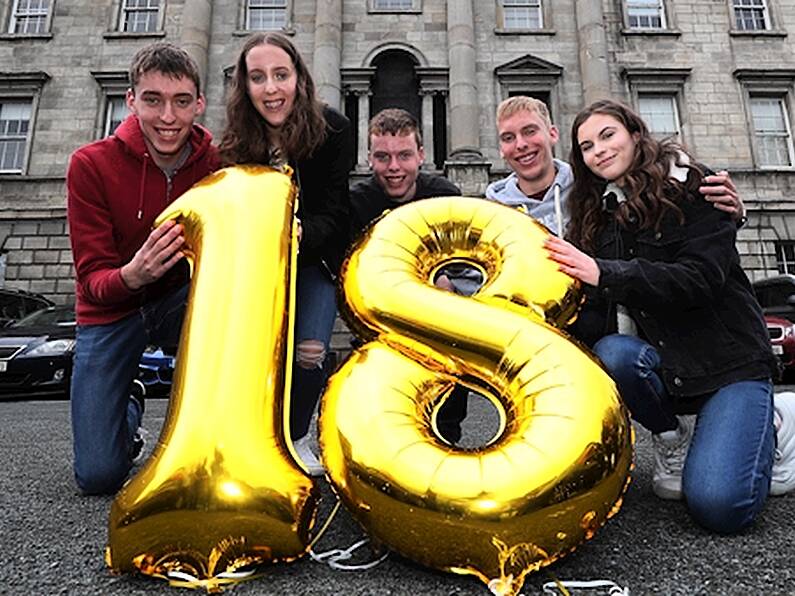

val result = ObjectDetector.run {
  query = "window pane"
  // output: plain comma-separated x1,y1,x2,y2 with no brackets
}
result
503,1,542,29
247,0,286,29
122,0,160,32
751,97,793,167
373,0,414,8
627,0,664,29
733,0,767,30
105,97,129,137
776,242,795,275
10,0,49,34
638,95,678,136
0,101,32,172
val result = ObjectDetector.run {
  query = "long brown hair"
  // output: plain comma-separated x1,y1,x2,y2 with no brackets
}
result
219,32,327,165
567,99,700,252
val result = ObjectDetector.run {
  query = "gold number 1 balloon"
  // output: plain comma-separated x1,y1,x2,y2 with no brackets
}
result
319,196,633,596
106,166,318,590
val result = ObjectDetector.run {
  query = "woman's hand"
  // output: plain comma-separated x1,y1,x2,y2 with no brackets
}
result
544,236,600,286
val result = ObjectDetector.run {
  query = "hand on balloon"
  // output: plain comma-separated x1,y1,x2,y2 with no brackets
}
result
121,220,184,291
544,236,600,286
434,273,454,292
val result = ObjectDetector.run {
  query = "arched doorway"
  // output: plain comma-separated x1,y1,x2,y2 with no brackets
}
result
370,50,421,120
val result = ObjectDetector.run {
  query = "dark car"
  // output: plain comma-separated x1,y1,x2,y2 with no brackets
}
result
0,305,75,398
752,274,795,323
138,346,176,397
0,287,54,327
0,305,176,400
764,315,795,380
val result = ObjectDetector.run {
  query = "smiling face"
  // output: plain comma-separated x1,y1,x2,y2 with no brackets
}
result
576,113,639,184
244,43,298,132
497,109,559,197
126,70,205,169
369,132,425,201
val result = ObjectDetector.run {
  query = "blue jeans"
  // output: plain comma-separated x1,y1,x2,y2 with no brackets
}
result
70,285,188,494
291,264,338,439
594,334,775,534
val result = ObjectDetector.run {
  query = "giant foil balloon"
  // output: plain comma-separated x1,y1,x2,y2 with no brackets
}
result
106,166,318,590
319,196,633,596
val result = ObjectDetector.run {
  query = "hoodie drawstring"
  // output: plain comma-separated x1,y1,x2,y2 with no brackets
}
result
137,156,148,220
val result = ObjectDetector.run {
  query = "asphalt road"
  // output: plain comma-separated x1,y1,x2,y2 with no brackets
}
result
2,396,794,596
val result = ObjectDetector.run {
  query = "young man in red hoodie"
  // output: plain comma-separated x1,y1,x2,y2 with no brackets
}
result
67,43,218,494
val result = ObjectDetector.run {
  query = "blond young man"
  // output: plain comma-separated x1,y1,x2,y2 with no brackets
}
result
486,96,746,235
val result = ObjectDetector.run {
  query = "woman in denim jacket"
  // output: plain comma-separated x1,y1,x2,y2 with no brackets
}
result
545,99,793,533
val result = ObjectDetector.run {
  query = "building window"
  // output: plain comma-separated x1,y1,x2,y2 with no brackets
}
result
120,0,160,33
371,0,416,9
732,0,769,31
501,0,542,30
638,95,680,138
104,96,128,137
776,241,795,274
7,0,50,34
626,0,665,30
0,100,31,173
749,96,794,168
246,0,287,30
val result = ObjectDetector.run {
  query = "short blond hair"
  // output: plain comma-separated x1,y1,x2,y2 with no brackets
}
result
496,96,552,129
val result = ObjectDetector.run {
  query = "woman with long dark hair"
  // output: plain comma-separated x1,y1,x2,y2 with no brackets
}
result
220,33,353,475
545,98,794,532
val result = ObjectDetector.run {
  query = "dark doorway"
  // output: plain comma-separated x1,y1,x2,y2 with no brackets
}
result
370,50,421,122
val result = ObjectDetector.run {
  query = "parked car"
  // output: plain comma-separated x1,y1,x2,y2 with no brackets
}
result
0,305,75,399
0,288,54,327
753,274,795,323
764,315,795,380
0,305,176,400
138,346,176,397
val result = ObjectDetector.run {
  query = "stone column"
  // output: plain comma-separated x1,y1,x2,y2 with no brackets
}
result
420,91,435,169
178,0,213,98
341,68,376,171
444,0,490,195
313,0,343,108
575,0,611,104
446,0,481,159
355,91,371,170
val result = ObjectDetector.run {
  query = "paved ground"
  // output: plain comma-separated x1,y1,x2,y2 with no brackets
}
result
1,396,793,596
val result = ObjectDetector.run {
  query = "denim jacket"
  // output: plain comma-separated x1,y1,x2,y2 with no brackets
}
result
571,170,777,406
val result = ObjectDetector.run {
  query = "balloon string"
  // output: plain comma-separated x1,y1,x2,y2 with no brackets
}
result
541,578,630,595
306,495,389,571
310,538,389,571
307,498,341,551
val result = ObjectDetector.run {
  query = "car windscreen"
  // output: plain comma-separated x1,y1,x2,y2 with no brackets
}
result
12,308,76,327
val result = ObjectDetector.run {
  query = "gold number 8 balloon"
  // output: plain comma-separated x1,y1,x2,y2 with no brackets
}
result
319,196,633,596
106,166,319,590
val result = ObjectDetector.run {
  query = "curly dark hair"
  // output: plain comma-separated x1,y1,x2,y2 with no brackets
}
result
567,99,701,252
218,32,327,165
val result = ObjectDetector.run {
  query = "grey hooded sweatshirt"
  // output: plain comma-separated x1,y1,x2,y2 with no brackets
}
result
485,158,574,236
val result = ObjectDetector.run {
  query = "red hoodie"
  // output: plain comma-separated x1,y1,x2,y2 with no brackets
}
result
67,114,219,325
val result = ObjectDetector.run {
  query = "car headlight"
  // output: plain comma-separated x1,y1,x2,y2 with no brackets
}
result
19,339,76,358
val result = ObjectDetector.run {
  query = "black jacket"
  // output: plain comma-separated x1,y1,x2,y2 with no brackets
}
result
349,172,461,241
293,106,354,275
571,169,777,410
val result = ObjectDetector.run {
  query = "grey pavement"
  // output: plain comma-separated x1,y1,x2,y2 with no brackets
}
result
1,396,793,596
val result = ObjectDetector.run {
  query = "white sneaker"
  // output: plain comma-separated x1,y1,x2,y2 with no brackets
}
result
294,435,324,477
131,428,149,465
771,392,795,496
652,415,695,500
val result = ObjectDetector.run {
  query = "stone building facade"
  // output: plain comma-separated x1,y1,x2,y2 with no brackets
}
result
2,0,795,317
